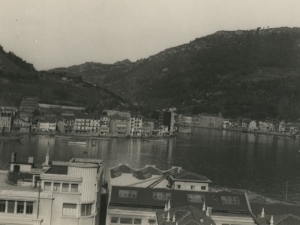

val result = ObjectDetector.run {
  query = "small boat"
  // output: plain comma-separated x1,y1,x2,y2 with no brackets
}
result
89,137,109,140
55,135,72,139
68,141,87,145
148,139,166,142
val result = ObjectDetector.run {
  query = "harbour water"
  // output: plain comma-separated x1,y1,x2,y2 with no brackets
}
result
0,128,300,204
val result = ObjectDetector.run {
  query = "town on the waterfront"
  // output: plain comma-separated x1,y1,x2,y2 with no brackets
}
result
1,0,300,224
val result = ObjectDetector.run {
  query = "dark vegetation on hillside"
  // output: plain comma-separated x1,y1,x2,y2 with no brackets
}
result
148,29,300,119
70,27,300,120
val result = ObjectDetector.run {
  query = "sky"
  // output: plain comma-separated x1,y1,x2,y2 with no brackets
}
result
0,0,300,70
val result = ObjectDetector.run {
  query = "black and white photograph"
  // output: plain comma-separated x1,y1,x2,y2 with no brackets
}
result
0,0,300,224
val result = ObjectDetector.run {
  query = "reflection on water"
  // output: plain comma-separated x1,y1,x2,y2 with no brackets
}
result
0,128,300,203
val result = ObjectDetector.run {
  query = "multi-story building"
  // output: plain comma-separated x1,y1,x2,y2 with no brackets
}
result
0,152,104,225
141,123,152,136
62,113,75,134
130,114,142,136
109,114,130,136
168,171,212,192
106,186,255,225
74,113,100,134
13,118,31,133
38,118,57,133
103,110,130,118
152,111,175,134
0,109,13,132
99,115,110,135
198,112,223,129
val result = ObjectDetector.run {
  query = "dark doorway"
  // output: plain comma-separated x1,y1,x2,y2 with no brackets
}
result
14,165,20,173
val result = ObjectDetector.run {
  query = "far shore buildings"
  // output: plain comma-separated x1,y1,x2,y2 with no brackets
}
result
0,108,13,132
179,112,223,129
0,152,103,225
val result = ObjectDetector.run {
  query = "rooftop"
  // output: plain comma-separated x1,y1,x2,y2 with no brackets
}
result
108,114,128,120
156,205,216,225
109,186,250,213
171,171,212,183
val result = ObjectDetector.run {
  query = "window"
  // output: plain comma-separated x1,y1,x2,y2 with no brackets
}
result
221,196,240,205
26,202,33,214
62,203,77,216
111,217,119,223
53,183,60,192
190,185,195,190
134,219,142,224
44,182,51,191
153,192,171,201
62,183,69,192
81,204,92,216
148,219,156,225
120,218,133,224
187,194,205,203
17,201,24,214
7,201,15,213
177,185,181,189
119,190,137,199
0,200,5,212
71,184,78,192
201,186,206,190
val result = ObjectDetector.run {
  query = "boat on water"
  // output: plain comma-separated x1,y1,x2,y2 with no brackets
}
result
148,139,166,142
89,137,109,140
55,135,73,139
68,141,87,145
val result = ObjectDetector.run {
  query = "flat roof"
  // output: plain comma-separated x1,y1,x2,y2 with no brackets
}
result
45,165,68,175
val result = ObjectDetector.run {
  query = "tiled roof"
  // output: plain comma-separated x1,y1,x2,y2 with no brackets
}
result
171,171,212,183
110,164,163,179
276,214,300,225
110,186,250,213
251,203,300,217
156,205,216,225
45,165,68,175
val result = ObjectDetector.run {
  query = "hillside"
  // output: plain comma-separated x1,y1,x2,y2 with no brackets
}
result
0,46,127,111
50,27,300,120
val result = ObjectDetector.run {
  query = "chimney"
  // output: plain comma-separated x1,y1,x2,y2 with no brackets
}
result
11,153,16,163
28,157,34,164
206,206,212,217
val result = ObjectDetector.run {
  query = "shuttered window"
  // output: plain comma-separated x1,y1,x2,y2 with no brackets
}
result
62,203,77,216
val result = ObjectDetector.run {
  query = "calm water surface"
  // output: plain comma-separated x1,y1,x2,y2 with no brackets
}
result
0,128,300,203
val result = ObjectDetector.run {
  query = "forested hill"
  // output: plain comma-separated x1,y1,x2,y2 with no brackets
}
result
53,27,300,120
0,45,35,73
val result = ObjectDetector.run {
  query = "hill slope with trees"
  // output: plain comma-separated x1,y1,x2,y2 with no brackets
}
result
52,27,300,120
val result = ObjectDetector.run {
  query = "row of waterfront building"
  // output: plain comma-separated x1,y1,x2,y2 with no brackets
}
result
1,150,299,225
178,112,300,134
0,99,176,137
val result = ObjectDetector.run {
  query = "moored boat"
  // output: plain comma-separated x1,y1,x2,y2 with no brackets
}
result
68,141,87,145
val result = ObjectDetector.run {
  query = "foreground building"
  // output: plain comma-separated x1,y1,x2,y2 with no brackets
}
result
106,186,255,225
0,152,104,225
